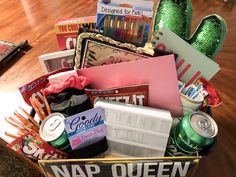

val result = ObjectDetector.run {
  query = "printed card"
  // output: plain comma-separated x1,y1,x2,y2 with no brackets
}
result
39,49,75,73
152,27,220,85
77,55,183,116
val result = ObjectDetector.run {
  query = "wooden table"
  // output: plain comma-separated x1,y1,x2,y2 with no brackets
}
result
0,0,236,177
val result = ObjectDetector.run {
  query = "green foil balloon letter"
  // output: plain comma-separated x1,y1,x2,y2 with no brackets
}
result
153,0,193,40
153,0,227,59
187,15,227,59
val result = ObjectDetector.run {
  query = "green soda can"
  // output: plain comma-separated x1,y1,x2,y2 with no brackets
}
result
187,14,227,59
153,0,193,39
166,111,218,156
39,113,72,152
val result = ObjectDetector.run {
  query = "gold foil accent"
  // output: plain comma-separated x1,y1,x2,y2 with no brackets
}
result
143,42,155,56
39,154,201,164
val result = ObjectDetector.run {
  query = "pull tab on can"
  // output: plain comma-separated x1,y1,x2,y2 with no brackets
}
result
49,119,62,131
39,113,66,142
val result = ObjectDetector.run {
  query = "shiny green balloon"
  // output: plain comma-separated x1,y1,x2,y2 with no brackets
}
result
187,15,227,59
153,0,227,59
153,0,193,40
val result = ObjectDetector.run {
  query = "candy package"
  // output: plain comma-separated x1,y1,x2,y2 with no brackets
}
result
7,131,68,160
85,84,149,106
197,78,222,108
64,107,106,150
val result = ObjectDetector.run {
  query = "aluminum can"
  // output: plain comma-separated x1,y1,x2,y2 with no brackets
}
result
166,111,218,156
39,113,71,152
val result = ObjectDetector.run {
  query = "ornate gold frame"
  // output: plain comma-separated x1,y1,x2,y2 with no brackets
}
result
74,32,154,69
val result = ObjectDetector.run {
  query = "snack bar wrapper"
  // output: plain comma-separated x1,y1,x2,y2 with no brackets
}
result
197,78,222,107
19,68,72,106
7,131,68,160
85,84,149,106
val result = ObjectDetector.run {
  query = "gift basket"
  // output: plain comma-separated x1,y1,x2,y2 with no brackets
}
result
4,0,227,177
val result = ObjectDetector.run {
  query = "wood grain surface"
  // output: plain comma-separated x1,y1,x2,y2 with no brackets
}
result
0,0,235,177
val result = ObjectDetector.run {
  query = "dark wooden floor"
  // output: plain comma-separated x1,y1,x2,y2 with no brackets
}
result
0,0,235,177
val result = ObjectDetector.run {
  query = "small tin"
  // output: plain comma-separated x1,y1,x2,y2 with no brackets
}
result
166,111,218,156
39,113,71,152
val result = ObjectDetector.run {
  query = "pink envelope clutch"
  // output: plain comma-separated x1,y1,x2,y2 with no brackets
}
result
76,54,183,116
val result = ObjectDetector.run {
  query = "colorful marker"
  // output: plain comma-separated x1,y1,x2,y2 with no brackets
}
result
103,15,110,36
108,15,115,37
114,16,122,39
